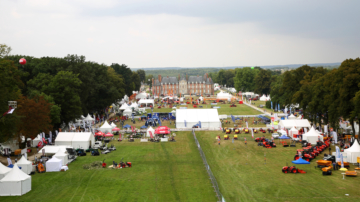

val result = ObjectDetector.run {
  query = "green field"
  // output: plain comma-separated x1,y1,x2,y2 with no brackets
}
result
195,131,360,202
146,102,262,115
2,132,217,202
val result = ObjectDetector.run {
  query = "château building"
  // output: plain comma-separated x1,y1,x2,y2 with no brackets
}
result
152,73,214,96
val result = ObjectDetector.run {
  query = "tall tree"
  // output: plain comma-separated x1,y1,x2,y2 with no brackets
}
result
111,63,134,95
136,69,146,82
0,44,12,58
254,69,272,95
16,95,52,148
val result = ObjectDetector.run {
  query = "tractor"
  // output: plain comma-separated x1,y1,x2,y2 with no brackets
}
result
282,166,306,174
224,135,229,140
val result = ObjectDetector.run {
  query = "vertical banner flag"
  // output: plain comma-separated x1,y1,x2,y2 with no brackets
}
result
271,101,273,109
149,131,154,139
278,104,280,111
199,121,201,128
231,114,235,123
184,120,187,127
251,128,254,138
246,121,248,128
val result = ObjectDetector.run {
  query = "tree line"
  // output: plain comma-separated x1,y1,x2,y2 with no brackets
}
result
270,58,360,137
0,44,141,144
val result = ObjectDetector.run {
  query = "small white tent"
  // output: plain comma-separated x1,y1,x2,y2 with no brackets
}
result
288,114,296,120
71,132,91,150
130,102,138,111
17,156,32,175
123,109,132,117
120,103,130,111
216,92,232,100
302,127,323,144
0,163,12,180
146,126,155,137
289,127,299,139
259,95,268,101
46,157,62,172
0,163,31,196
99,121,112,133
38,145,68,154
83,114,95,121
54,150,68,166
266,95,271,101
110,122,117,129
55,132,76,147
136,93,147,99
31,134,42,147
344,140,360,163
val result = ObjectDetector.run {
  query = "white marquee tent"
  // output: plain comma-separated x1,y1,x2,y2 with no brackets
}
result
176,109,221,129
146,126,155,137
344,140,360,163
278,119,311,129
31,134,42,147
46,157,62,172
110,122,117,129
136,93,148,99
38,145,69,154
17,156,32,175
71,132,92,149
0,163,31,196
99,121,112,133
302,127,323,144
139,99,154,107
83,114,95,121
130,102,138,111
0,163,11,180
55,132,76,147
288,114,296,120
54,150,69,166
216,92,232,100
266,95,271,100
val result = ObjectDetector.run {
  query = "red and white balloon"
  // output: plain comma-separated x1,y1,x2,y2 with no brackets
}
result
19,58,27,65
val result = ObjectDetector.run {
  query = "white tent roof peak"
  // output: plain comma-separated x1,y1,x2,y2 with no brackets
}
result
345,139,360,153
100,121,111,128
84,114,95,121
290,126,298,132
47,156,62,163
0,163,11,175
0,163,30,182
80,115,85,119
17,156,31,165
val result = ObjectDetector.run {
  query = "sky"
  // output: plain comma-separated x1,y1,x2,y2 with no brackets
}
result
1,0,359,68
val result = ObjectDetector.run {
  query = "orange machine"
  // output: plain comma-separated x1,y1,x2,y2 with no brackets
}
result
38,163,45,173
345,171,357,176
316,160,332,167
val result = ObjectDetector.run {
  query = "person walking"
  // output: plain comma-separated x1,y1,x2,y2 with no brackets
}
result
218,138,221,146
244,137,247,145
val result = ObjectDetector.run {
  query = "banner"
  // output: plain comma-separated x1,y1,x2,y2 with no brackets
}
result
184,120,187,127
271,101,273,109
251,129,254,138
149,131,154,139
231,114,235,123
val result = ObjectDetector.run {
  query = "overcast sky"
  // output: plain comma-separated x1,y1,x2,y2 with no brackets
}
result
1,0,359,68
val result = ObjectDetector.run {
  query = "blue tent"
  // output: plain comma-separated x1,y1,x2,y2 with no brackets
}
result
123,124,131,129
7,165,21,169
292,158,310,164
140,125,147,129
279,135,290,139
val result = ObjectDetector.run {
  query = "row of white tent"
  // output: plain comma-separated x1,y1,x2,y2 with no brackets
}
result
0,162,31,196
259,94,271,101
99,121,117,133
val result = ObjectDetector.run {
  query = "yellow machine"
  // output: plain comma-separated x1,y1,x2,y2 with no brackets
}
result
234,135,238,140
224,135,229,140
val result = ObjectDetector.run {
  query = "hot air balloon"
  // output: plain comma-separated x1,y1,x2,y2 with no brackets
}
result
19,58,26,65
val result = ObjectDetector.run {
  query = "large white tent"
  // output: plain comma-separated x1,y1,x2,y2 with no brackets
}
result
0,163,31,196
46,157,62,172
302,127,323,144
136,93,148,99
139,99,154,107
54,150,69,166
0,163,11,180
344,140,360,163
55,132,76,146
278,119,311,129
146,126,155,137
216,92,232,100
99,121,112,133
71,132,92,149
17,156,32,175
176,109,221,129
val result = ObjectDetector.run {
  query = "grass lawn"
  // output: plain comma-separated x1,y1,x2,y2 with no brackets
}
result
147,102,262,115
196,131,360,202
2,132,217,202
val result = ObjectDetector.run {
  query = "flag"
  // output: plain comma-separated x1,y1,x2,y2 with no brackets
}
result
198,121,201,128
251,129,254,138
271,101,273,109
231,115,235,123
246,121,248,128
149,131,154,139
340,153,344,168
2,106,15,116
158,118,162,126
184,120,187,127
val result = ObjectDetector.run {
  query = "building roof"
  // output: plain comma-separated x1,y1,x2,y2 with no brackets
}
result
161,77,178,84
188,76,204,83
